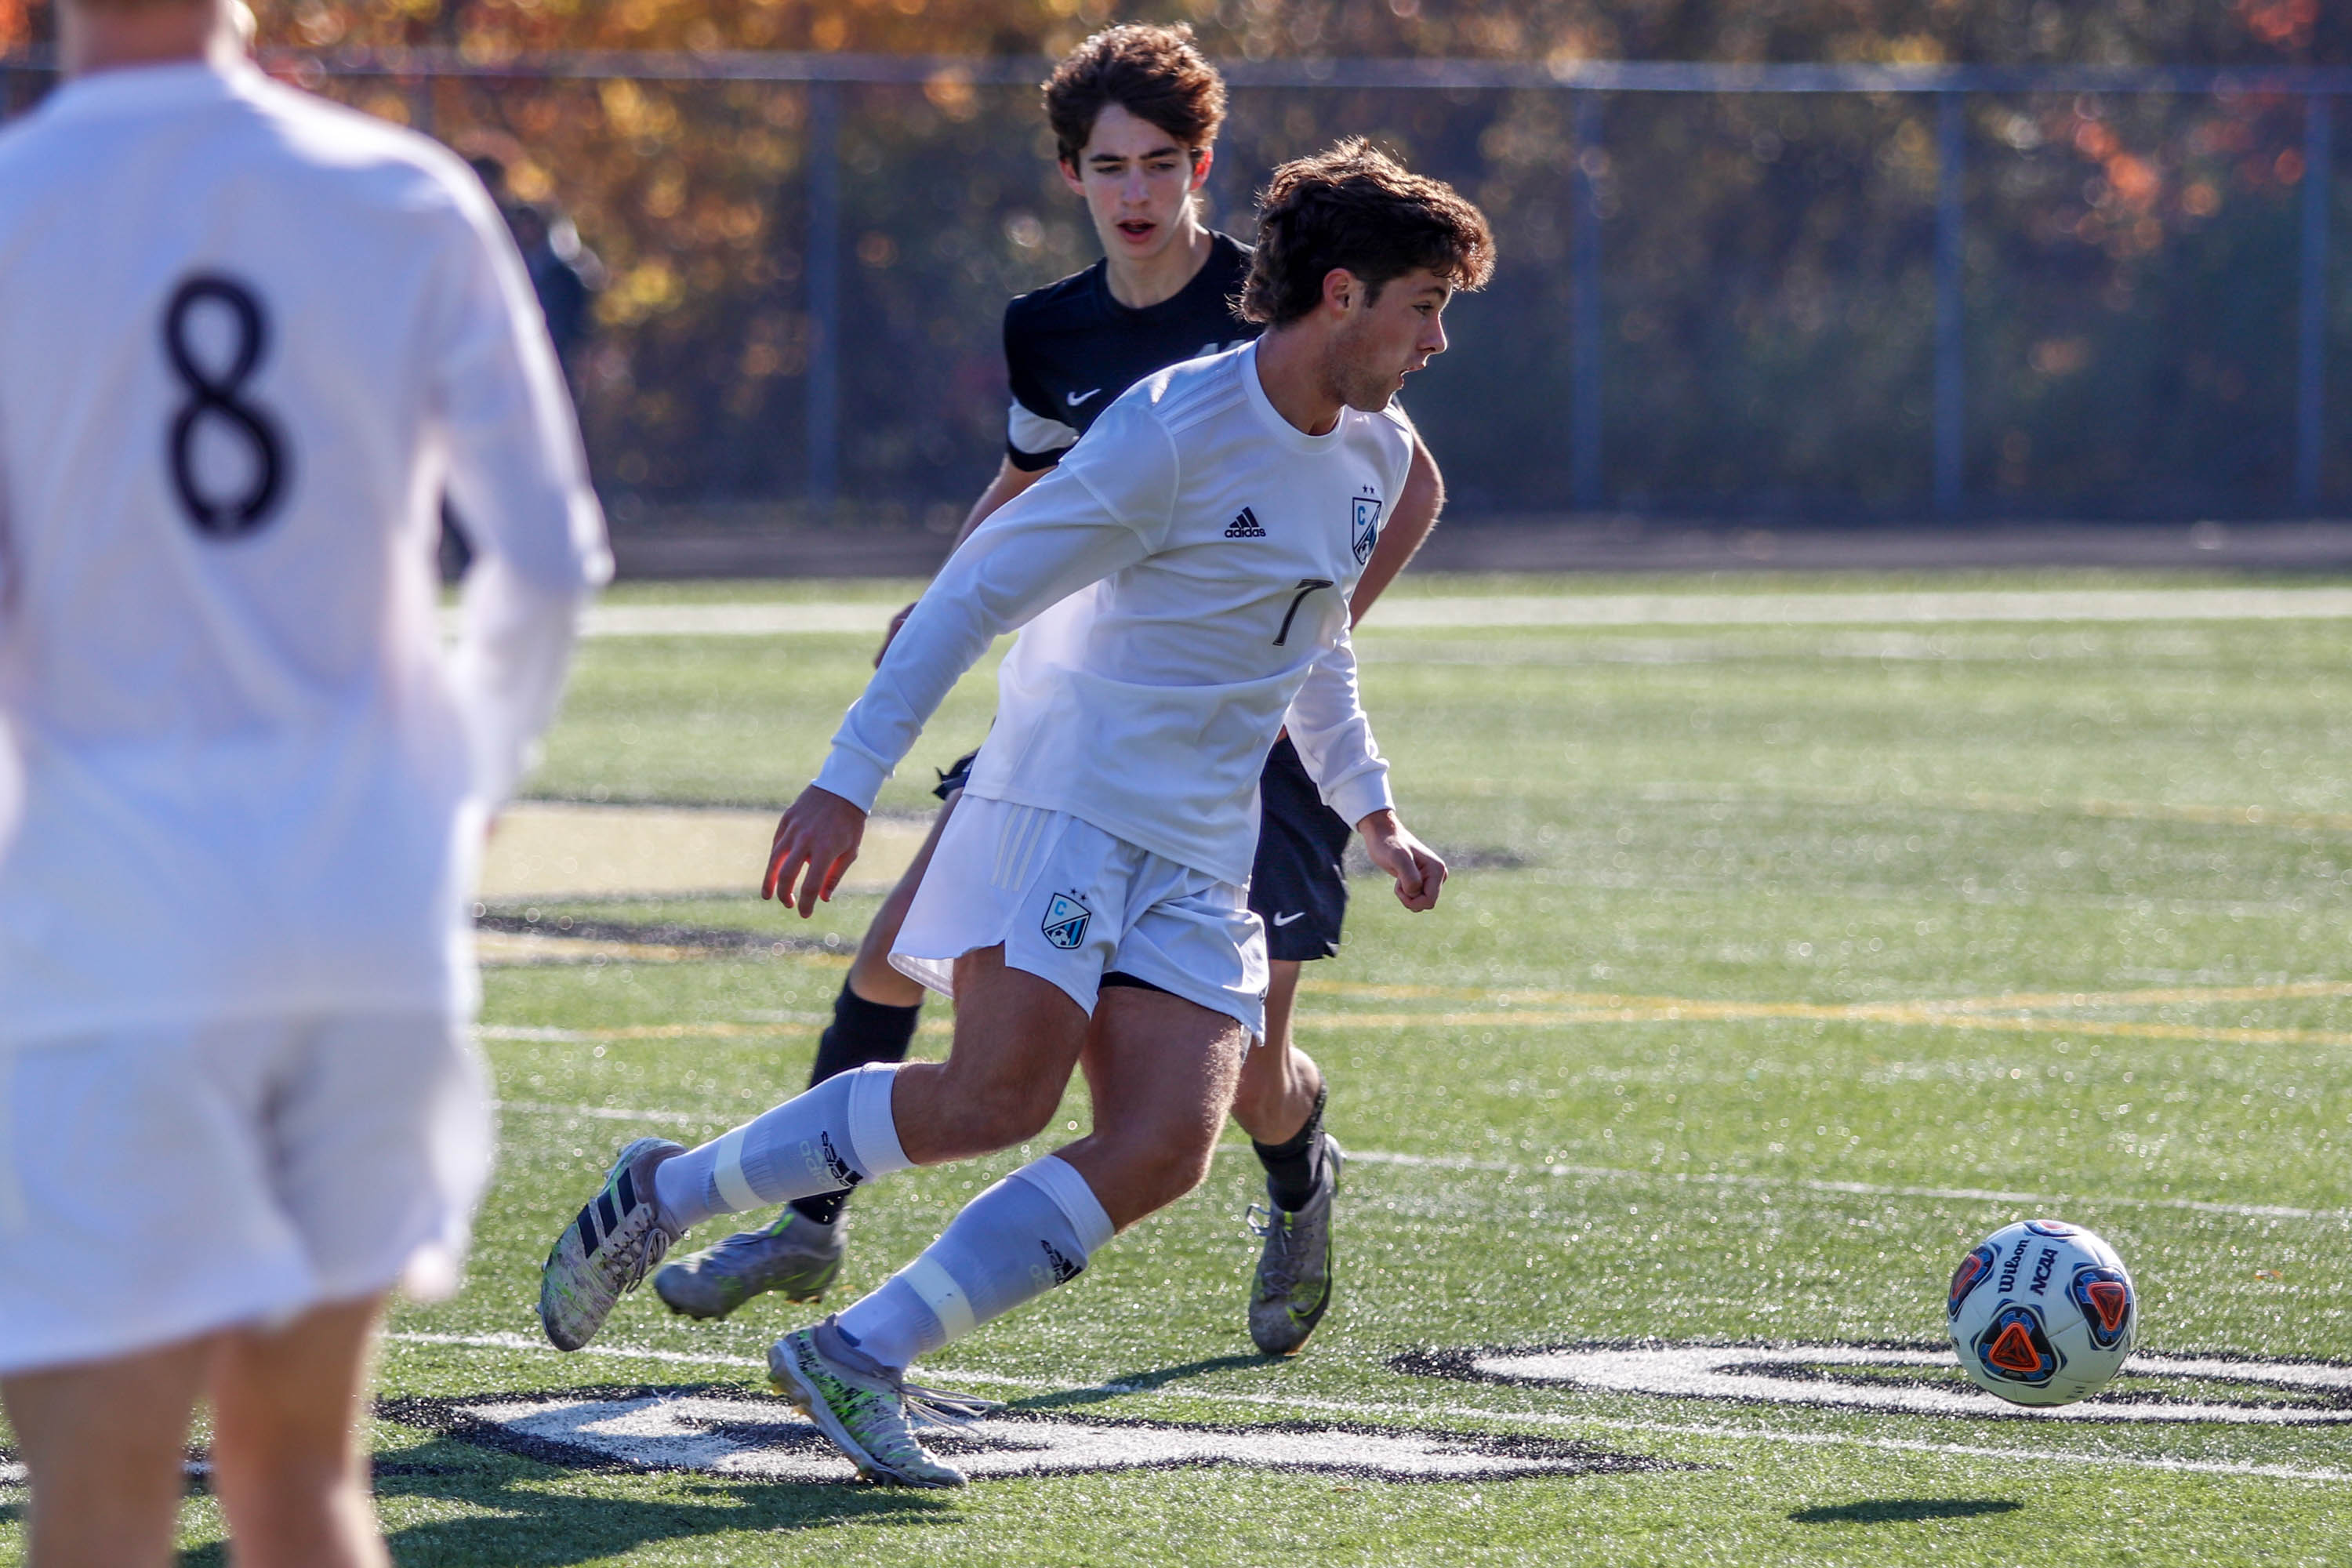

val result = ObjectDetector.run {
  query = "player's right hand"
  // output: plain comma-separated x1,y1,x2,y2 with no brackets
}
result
875,601,918,667
763,784,867,917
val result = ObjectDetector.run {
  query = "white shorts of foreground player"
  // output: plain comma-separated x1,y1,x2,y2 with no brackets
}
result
892,795,1269,1038
0,1014,492,1375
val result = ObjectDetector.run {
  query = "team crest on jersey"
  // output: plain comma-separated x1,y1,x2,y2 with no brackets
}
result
1040,891,1093,950
1351,493,1383,564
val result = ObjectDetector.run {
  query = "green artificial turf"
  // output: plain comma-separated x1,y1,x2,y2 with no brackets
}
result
8,572,2350,1566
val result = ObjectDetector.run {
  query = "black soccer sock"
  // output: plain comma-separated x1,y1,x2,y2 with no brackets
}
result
787,979,922,1227
1251,1083,1329,1212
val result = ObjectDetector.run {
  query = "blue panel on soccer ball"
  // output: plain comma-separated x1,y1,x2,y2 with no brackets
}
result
1974,1302,2062,1385
2071,1265,2135,1350
1947,1242,1998,1321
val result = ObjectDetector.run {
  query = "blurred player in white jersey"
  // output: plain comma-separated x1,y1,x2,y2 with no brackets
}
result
0,0,608,1561
539,140,1491,1486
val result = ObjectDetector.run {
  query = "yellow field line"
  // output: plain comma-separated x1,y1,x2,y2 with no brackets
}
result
1639,781,2352,835
476,932,851,968
1290,1007,2352,1048
488,1004,2347,1051
1944,789,2352,836
1298,976,2352,1014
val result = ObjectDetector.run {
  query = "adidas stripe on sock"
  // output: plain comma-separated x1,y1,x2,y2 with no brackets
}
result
790,979,922,1226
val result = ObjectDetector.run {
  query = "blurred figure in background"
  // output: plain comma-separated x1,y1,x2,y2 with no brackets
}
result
506,199,602,382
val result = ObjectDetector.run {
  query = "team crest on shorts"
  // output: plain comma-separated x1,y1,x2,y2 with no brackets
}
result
1040,890,1093,950
1351,493,1383,565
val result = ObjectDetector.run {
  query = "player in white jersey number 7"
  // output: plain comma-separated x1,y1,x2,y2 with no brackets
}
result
538,140,1491,1486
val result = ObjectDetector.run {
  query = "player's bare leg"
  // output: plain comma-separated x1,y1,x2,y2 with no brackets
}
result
2,1334,214,1568
1229,959,1322,1144
1067,985,1250,1226
770,955,1242,1485
205,1294,393,1568
842,793,957,1010
1232,957,1346,1355
886,943,1093,1164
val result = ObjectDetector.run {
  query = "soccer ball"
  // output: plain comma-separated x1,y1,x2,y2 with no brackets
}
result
1946,1218,2137,1406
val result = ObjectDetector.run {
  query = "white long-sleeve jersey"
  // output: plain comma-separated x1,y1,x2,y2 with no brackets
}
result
817,342,1406,886
0,60,610,1042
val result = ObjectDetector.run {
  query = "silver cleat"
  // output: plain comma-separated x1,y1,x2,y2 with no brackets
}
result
655,1209,848,1319
1247,1135,1345,1356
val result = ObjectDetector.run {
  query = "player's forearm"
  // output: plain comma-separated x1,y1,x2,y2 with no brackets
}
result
1350,437,1443,625
818,491,1151,808
1283,632,1395,826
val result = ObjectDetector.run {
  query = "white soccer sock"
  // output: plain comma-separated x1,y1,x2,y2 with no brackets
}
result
831,1154,1115,1372
652,1062,910,1232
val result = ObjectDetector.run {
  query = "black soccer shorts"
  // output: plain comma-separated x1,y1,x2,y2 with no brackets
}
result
1248,734,1354,963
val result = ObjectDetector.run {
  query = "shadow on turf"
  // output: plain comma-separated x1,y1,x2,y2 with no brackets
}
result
1791,1497,2024,1525
170,1439,951,1567
1005,1352,1273,1411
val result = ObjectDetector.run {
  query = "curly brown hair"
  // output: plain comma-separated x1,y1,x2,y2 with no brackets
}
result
1240,139,1496,328
1041,24,1228,170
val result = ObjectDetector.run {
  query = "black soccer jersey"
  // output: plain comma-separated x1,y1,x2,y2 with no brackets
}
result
1001,230,1259,470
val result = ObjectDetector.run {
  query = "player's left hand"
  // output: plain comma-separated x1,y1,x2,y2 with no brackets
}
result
763,784,867,917
1357,808,1446,912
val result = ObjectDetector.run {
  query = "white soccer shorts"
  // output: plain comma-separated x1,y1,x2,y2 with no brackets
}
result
0,1013,493,1376
893,795,1269,1040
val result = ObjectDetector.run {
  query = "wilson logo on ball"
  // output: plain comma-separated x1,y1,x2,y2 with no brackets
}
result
2071,1267,2135,1349
1947,1243,1998,1321
1976,1304,2062,1385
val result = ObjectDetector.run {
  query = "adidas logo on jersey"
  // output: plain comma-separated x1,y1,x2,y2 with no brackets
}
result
1225,506,1266,539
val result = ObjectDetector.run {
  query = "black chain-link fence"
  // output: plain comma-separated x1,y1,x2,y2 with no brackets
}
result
7,53,2348,523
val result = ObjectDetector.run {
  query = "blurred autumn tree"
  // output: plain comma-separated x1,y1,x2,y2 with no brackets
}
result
5,1,2347,516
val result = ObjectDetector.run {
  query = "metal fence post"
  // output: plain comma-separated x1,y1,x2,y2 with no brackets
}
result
1933,89,1965,518
1570,90,1604,512
805,78,842,514
2296,93,2332,513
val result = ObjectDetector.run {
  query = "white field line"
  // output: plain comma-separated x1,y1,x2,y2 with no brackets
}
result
526,588,2352,642
1331,1149,2352,1224
481,1099,2351,1223
375,1331,2352,1485
492,1098,713,1128
1364,588,2352,630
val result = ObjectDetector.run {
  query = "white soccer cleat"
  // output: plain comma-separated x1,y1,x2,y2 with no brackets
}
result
538,1136,685,1352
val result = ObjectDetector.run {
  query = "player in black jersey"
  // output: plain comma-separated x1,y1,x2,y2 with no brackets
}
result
655,22,1447,1356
